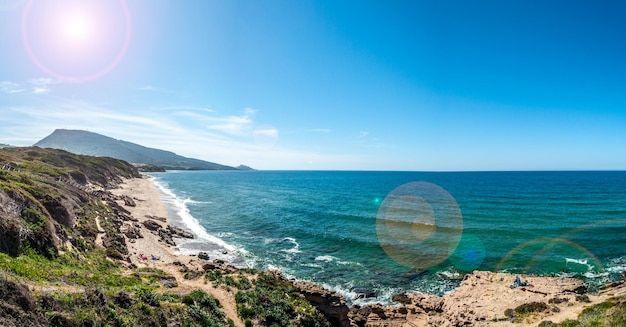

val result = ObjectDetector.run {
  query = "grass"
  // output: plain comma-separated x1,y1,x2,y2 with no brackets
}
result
0,248,142,289
0,249,231,327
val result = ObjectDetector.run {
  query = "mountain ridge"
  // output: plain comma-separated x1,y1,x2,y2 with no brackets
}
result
34,129,241,171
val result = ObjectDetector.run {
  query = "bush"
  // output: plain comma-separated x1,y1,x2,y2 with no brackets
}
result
182,290,227,326
235,272,329,327
515,301,548,315
136,289,160,307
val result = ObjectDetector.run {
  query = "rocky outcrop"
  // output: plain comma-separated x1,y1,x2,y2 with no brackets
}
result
293,281,351,327
169,225,194,239
346,271,592,327
142,220,162,231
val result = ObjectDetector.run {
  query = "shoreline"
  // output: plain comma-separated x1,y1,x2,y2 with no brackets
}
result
111,175,626,326
110,175,247,327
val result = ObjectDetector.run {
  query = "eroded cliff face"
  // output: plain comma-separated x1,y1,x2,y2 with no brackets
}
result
0,147,140,259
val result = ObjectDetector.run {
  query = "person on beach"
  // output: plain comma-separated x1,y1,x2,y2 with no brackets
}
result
511,276,532,288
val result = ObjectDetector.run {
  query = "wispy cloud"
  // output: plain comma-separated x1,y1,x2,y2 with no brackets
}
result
1,81,26,94
359,130,369,138
1,78,56,94
28,77,54,94
0,94,375,169
207,107,257,136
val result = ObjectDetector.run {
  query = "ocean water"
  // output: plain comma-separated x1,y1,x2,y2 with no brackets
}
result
148,171,626,304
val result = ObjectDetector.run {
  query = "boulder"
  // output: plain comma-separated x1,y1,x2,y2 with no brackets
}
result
351,287,375,299
122,224,143,239
169,225,194,239
121,195,136,207
198,252,210,260
142,220,162,231
158,229,176,246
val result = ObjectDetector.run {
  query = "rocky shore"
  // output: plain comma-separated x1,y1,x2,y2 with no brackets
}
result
1,147,625,326
113,175,626,327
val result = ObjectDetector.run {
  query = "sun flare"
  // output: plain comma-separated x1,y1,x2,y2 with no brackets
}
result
22,0,131,82
59,12,94,45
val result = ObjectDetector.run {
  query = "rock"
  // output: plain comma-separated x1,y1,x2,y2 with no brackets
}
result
293,281,351,327
168,225,194,239
158,229,176,246
202,263,217,271
351,287,375,299
391,292,412,305
198,252,210,260
122,224,143,239
122,195,136,207
145,215,167,222
142,220,162,231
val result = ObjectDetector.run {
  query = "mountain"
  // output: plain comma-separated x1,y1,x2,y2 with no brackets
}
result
34,129,238,170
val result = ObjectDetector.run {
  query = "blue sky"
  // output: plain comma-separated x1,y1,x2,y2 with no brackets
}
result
1,0,625,170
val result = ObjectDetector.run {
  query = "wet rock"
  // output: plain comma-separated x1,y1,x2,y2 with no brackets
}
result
169,225,194,239
198,252,210,260
351,288,375,299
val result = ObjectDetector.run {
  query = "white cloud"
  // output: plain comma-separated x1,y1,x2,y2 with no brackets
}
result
207,107,257,136
28,77,53,86
0,81,26,94
1,78,57,94
0,95,380,169
359,130,369,138
253,127,278,137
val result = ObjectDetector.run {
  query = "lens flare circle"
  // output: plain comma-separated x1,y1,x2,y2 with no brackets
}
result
496,237,604,274
448,233,486,272
21,0,131,82
376,182,463,269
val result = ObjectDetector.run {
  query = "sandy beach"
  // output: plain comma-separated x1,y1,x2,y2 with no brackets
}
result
109,175,626,327
110,175,246,327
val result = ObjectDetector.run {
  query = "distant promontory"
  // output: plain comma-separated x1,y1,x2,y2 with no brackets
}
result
34,129,249,171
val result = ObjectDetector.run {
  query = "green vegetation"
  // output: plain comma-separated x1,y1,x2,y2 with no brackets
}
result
504,301,549,323
0,147,235,326
0,248,230,326
235,272,329,327
539,295,626,327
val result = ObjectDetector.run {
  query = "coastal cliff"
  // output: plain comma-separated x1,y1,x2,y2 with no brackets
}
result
1,147,625,326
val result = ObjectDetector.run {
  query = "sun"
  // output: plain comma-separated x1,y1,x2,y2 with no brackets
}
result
59,11,94,46
22,0,131,82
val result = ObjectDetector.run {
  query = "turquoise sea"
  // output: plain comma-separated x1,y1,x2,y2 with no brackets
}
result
148,171,626,304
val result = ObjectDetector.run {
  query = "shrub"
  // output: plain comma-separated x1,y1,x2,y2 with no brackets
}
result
515,301,548,315
136,289,160,307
